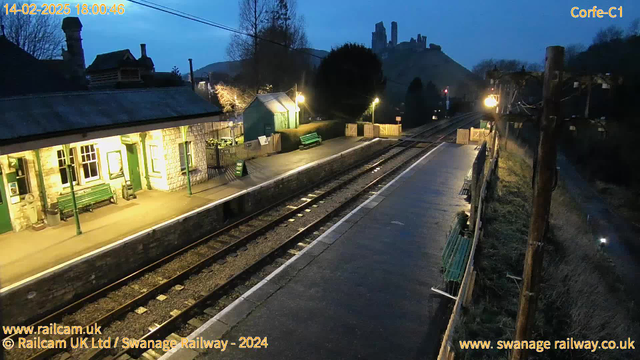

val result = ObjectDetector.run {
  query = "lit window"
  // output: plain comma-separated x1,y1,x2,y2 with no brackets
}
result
57,149,77,186
179,142,193,171
107,151,124,179
13,157,30,195
80,144,100,181
149,144,161,173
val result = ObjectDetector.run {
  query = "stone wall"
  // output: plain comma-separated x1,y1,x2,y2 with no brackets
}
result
162,125,207,191
0,139,390,326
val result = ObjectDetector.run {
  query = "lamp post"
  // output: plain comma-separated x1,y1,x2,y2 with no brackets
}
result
372,97,380,124
228,121,236,146
180,126,192,196
233,95,239,146
295,93,305,128
293,83,305,128
63,144,82,235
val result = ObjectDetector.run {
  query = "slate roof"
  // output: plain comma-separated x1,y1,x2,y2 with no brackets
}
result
0,87,220,145
86,49,139,72
253,92,296,114
0,35,79,97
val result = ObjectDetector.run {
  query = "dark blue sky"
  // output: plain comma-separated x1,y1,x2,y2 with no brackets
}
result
59,0,638,72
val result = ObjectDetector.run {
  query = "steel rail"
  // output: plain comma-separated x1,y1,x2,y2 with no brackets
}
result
114,114,480,359
13,113,478,360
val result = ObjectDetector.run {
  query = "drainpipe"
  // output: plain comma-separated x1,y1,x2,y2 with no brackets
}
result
181,126,192,196
139,133,152,190
63,144,82,235
188,58,195,92
33,149,48,212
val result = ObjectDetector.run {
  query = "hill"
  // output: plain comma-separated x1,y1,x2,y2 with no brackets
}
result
190,60,241,79
382,48,482,102
187,48,329,80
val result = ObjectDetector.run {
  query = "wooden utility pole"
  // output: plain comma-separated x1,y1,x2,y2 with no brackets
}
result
511,46,564,360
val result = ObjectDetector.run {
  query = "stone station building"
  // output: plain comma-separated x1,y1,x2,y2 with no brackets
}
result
0,87,220,234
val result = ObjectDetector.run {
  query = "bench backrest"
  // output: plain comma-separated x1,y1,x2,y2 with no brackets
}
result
300,132,320,144
58,183,113,210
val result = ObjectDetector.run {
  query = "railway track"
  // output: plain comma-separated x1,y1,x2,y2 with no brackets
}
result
2,113,480,360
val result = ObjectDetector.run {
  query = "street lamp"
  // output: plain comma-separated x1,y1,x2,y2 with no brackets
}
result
372,97,380,124
295,92,305,128
484,95,498,108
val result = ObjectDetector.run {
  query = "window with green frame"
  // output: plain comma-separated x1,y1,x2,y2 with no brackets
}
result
149,144,161,173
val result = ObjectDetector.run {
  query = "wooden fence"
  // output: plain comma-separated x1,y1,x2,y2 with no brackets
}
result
363,124,402,138
206,133,281,170
437,133,500,360
456,129,470,144
378,124,402,136
470,127,491,143
345,123,358,137
203,121,245,140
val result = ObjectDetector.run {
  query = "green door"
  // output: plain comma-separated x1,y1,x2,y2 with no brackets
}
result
126,144,142,192
0,171,13,234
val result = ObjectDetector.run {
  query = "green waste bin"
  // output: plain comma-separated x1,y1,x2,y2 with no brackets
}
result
46,206,60,226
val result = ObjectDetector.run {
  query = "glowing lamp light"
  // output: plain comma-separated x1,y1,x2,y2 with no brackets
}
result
484,96,498,108
373,97,380,104
444,89,448,93
296,94,305,103
599,238,607,245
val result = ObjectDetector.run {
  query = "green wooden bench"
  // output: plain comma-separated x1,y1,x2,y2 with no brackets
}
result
441,212,472,282
57,183,117,220
299,132,322,149
441,213,467,264
443,235,472,282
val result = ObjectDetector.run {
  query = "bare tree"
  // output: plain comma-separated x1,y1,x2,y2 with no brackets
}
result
564,43,585,67
627,18,640,37
227,0,309,92
472,59,541,78
214,82,253,113
0,1,64,59
257,0,309,90
227,0,272,90
593,25,624,44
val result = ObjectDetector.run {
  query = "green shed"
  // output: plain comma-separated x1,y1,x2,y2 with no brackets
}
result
243,93,297,142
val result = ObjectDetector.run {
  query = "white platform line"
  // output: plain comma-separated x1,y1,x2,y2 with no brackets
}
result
158,142,446,360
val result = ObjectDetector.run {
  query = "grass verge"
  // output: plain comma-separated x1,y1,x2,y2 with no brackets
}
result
454,149,639,360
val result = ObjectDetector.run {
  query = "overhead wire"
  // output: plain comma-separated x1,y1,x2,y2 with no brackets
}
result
126,0,411,89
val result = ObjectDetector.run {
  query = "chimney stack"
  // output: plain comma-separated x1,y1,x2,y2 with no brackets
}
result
140,44,147,58
61,17,86,84
391,21,397,47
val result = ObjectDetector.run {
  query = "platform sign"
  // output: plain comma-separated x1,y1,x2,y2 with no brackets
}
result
395,116,401,123
120,135,135,145
235,160,248,177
